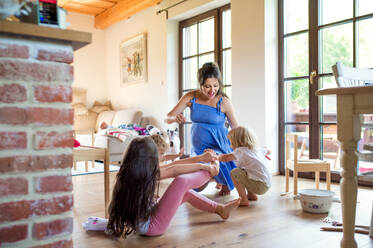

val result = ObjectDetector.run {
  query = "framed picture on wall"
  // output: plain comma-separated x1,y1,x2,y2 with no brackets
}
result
120,33,147,86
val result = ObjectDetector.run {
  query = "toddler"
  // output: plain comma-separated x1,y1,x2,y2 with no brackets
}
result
216,126,271,206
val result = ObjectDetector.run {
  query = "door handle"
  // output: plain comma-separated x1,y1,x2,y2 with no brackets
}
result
310,70,317,85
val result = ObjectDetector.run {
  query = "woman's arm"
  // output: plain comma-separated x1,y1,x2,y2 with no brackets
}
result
221,97,238,128
218,153,236,162
166,152,217,166
160,161,219,179
165,91,194,124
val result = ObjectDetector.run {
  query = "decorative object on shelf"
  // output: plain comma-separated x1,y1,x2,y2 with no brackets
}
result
120,33,147,86
0,0,32,20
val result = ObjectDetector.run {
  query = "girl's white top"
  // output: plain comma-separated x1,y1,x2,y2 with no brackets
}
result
232,147,272,187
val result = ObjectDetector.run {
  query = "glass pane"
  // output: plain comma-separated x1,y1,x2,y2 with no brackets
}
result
183,124,192,155
357,18,373,68
183,24,197,57
320,0,352,25
319,76,337,122
284,79,309,122
321,125,340,171
222,9,231,48
284,0,308,34
222,49,231,85
285,33,308,77
198,18,214,53
320,23,353,74
183,58,198,89
285,124,310,160
223,86,232,99
358,122,373,175
198,53,215,68
357,0,373,17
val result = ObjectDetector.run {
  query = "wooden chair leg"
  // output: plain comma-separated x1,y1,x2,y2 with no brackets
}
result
326,165,331,191
85,161,88,172
293,170,298,195
73,161,77,170
285,168,290,192
91,160,95,168
315,171,320,189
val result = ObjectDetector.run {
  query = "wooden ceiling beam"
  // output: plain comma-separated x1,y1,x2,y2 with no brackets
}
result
69,0,115,9
94,0,161,29
59,1,105,15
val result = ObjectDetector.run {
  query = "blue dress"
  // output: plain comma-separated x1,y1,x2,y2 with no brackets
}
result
190,97,236,190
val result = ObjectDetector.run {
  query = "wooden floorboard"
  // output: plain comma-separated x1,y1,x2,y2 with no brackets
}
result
72,172,373,248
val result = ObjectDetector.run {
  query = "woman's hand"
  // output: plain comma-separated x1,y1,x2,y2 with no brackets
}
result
174,113,186,124
199,151,218,163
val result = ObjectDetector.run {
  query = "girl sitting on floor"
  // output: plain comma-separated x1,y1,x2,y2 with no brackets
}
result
83,136,240,237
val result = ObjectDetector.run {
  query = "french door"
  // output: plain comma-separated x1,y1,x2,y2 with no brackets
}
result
279,0,373,183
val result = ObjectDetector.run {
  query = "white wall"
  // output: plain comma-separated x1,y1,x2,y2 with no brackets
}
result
67,13,107,108
231,0,278,173
104,7,168,129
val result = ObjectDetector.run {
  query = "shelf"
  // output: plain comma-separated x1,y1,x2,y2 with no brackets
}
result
0,20,91,50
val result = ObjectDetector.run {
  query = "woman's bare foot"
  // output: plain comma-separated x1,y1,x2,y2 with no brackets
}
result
216,198,241,220
239,199,249,206
218,185,231,196
247,191,258,201
208,161,220,177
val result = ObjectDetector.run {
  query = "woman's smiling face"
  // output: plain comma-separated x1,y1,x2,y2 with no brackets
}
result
201,78,220,99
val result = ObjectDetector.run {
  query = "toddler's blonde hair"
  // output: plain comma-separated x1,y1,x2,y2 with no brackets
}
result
150,134,169,154
227,126,258,150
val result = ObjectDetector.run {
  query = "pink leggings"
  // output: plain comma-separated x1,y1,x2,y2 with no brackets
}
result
146,170,217,236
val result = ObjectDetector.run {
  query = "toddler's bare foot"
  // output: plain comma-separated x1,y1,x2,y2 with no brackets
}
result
247,191,258,201
216,198,241,220
218,185,230,196
215,183,222,189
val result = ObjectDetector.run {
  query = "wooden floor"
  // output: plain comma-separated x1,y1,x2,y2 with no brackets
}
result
72,173,373,248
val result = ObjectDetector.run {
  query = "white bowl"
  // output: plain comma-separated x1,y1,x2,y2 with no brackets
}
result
299,189,335,214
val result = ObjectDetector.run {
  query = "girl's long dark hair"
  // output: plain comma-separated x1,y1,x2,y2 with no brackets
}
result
106,137,160,238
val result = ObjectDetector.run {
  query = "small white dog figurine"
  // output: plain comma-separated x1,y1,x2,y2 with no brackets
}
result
167,128,180,154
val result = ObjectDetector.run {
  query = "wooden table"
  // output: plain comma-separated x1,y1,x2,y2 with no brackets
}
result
316,85,373,248
73,146,110,218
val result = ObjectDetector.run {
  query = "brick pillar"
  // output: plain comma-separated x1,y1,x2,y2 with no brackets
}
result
0,36,74,247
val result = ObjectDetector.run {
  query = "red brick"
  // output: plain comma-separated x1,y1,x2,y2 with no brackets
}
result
0,107,27,125
0,84,27,103
32,218,73,240
0,224,28,244
34,85,72,103
0,59,73,82
32,239,73,248
31,195,73,216
34,131,74,150
0,42,29,58
35,176,72,193
0,154,73,173
37,49,73,64
0,177,28,197
27,108,73,125
0,200,32,222
0,132,27,150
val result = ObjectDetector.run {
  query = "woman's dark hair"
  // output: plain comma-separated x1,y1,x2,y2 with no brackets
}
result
106,136,160,238
197,62,226,97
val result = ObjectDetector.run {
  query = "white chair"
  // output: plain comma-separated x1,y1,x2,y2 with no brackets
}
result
332,62,373,87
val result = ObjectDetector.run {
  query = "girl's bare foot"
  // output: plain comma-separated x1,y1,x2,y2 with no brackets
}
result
216,198,241,219
247,191,258,201
218,185,230,196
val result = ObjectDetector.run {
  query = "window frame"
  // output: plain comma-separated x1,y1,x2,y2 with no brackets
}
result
178,4,231,151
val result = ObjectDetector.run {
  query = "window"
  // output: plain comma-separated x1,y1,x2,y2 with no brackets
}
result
179,4,231,155
279,0,373,184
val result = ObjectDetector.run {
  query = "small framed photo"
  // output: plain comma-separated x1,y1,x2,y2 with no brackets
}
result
120,33,147,86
